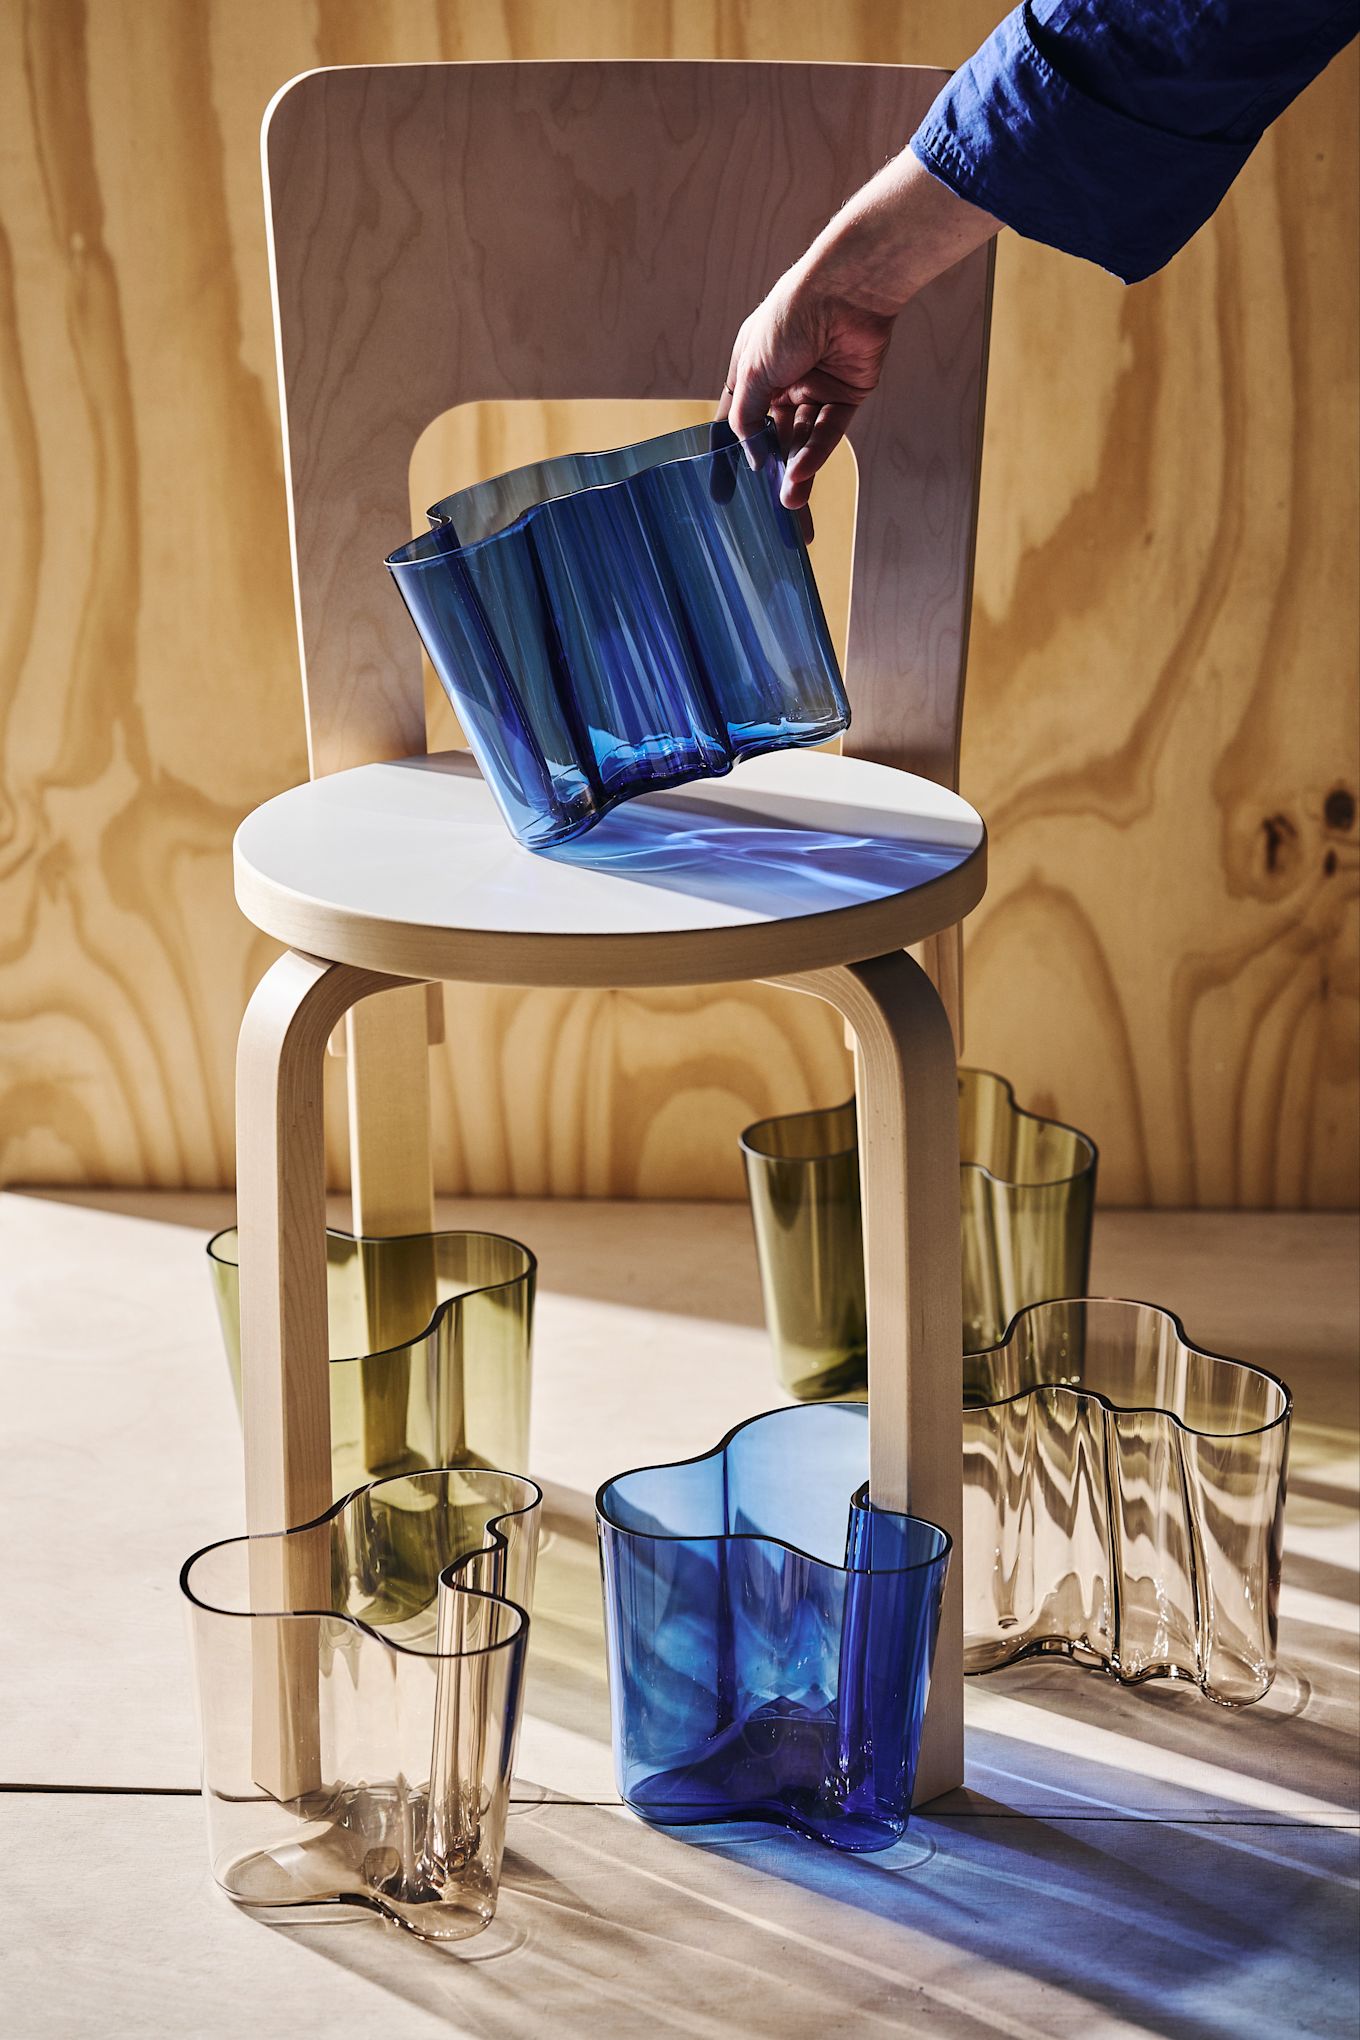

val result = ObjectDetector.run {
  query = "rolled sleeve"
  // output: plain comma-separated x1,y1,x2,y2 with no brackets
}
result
911,1,1357,284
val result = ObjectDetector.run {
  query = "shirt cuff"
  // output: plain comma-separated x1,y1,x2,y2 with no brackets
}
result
909,5,1255,284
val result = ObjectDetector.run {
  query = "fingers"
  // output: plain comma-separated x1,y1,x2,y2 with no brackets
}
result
779,402,854,510
785,405,818,537
728,335,778,446
788,401,818,462
719,289,852,521
733,393,815,538
769,397,799,460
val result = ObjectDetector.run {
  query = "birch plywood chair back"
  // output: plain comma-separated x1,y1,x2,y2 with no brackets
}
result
264,60,993,811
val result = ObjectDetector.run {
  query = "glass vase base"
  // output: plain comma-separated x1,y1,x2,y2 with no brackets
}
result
217,1783,501,1941
961,1634,1261,1703
622,1709,908,1852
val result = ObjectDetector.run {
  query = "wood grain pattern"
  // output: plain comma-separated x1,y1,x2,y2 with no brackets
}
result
265,61,987,784
344,987,434,1235
1,1,1356,1207
961,91,1360,1209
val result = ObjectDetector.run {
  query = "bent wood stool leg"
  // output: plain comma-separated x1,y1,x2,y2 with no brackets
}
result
910,925,964,1055
345,985,436,1474
773,951,964,1805
236,949,420,1798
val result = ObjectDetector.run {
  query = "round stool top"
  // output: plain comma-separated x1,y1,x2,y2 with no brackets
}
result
234,747,987,987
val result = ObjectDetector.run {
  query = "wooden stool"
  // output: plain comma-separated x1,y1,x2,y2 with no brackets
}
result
237,60,993,1807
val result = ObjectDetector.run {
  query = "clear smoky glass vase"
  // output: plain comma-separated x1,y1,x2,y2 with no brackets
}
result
962,1298,1291,1704
182,1466,541,1940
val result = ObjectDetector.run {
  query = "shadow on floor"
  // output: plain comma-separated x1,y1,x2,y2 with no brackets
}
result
252,1788,1359,2040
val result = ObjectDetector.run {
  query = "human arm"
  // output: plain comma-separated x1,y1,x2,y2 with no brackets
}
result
911,0,1359,285
721,152,998,514
725,0,1358,512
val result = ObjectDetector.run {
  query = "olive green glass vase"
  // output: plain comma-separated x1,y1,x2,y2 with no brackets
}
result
740,1069,1097,1399
208,1227,534,1497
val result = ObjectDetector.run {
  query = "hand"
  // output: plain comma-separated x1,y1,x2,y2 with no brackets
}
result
717,149,1000,521
719,270,896,519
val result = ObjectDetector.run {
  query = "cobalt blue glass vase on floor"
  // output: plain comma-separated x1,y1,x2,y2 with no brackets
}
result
386,420,849,849
597,1403,951,1850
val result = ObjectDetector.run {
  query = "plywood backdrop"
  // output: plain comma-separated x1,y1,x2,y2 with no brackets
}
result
1,0,1356,1207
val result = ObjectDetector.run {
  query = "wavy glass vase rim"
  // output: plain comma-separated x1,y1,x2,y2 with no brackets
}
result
596,1402,951,1576
972,1295,1293,1439
739,1070,1099,1191
179,1464,542,1655
205,1224,536,1368
387,417,773,568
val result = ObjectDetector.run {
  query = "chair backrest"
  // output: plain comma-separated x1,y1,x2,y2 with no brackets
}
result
264,61,992,792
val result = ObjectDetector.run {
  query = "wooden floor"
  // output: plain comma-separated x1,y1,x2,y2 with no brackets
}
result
2,1191,1356,2038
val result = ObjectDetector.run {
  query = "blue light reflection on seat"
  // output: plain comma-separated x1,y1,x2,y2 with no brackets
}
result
544,795,969,918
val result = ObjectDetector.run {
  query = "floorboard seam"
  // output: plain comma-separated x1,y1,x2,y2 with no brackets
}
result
1,1783,1355,1831
0,1783,202,1797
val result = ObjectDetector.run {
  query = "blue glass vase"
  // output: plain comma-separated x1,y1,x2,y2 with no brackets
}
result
596,1403,950,1851
386,420,849,849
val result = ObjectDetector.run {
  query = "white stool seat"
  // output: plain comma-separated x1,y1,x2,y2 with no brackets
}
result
235,748,986,988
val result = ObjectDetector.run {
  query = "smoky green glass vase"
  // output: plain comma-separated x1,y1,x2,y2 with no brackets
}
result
208,1227,534,1497
740,1069,1097,1399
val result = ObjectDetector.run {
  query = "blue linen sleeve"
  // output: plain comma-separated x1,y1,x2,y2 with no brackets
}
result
910,1,1359,284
